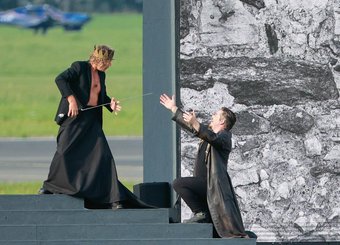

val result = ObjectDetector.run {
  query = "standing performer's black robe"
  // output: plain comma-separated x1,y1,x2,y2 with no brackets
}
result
43,61,149,208
172,109,247,238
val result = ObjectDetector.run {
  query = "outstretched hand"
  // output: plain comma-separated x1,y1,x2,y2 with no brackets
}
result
183,110,200,131
160,93,200,131
110,97,122,115
160,94,177,112
183,110,196,124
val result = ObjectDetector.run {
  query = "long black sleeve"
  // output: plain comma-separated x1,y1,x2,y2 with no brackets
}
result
197,124,231,151
171,109,197,134
55,61,81,98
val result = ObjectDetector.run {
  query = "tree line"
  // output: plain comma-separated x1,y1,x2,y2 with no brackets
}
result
0,0,142,13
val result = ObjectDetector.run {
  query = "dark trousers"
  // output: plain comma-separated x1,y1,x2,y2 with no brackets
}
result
172,177,208,213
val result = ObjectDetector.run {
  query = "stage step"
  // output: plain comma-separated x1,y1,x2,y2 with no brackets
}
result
0,209,169,224
0,238,253,245
0,223,213,240
0,195,83,210
0,195,256,245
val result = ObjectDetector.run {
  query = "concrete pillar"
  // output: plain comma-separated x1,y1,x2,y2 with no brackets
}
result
142,0,180,187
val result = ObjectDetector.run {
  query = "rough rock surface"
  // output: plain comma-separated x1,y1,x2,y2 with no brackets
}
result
179,0,340,242
180,57,339,106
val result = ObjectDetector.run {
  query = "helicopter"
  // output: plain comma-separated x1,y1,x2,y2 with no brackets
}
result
0,4,91,34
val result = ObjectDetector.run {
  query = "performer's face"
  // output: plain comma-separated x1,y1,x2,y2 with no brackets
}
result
97,60,112,71
209,110,225,128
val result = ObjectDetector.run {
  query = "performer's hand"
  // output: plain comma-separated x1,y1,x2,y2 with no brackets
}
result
183,110,196,124
67,95,78,117
110,97,122,115
160,94,177,113
183,110,200,131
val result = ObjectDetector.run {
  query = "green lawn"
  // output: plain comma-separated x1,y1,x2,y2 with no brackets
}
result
0,13,143,137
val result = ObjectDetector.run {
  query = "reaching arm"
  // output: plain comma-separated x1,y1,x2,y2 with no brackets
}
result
197,124,231,150
160,93,198,134
160,94,177,113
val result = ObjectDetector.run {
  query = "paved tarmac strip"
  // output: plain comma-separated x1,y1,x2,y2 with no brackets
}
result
0,137,143,182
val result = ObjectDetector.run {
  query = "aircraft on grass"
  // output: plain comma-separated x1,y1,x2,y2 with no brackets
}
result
0,4,91,34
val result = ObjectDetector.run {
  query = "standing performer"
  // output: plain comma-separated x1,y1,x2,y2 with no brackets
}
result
160,93,248,238
39,45,145,209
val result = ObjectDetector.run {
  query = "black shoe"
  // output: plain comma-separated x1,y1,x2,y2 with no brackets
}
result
183,211,211,223
38,188,53,194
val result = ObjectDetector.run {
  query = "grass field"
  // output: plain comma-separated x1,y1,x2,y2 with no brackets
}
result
0,13,143,137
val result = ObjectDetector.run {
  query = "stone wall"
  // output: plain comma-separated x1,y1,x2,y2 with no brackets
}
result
179,0,340,242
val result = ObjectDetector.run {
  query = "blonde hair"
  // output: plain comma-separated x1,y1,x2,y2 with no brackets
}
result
89,45,114,65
